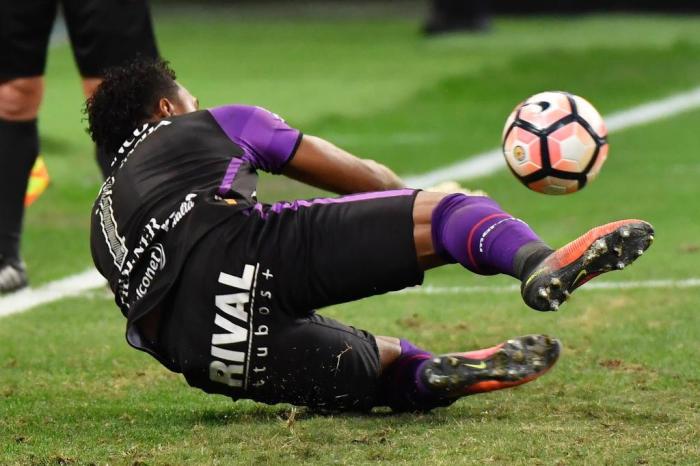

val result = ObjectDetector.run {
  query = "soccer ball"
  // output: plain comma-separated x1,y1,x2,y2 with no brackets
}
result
502,91,608,195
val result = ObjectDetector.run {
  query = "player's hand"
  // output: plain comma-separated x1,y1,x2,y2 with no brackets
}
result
426,180,488,197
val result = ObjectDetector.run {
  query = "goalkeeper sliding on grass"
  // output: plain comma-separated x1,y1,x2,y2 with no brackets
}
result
87,59,654,412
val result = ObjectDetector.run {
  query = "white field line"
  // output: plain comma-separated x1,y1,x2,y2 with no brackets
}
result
401,278,700,296
404,85,700,187
3,86,700,318
0,269,105,318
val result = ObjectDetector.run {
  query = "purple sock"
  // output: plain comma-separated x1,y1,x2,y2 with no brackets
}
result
431,194,542,277
394,340,432,396
380,340,451,411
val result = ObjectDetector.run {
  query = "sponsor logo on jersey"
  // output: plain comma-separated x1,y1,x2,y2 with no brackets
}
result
161,193,197,232
134,243,166,299
111,120,172,169
96,120,173,282
109,193,198,308
96,178,128,270
209,264,255,389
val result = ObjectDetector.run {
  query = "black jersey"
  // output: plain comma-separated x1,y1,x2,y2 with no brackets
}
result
90,105,301,357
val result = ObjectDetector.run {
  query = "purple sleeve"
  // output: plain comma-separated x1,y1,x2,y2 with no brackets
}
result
208,105,302,173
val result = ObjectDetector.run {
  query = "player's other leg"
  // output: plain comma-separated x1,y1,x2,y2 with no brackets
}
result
376,334,560,411
0,0,58,293
158,254,559,412
63,0,159,178
421,192,654,311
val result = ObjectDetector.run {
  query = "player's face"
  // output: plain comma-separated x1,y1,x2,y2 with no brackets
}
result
172,82,199,114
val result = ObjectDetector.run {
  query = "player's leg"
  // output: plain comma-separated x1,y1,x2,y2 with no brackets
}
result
153,191,567,411
375,333,560,411
238,324,560,412
62,0,159,178
157,255,559,412
154,235,385,410
81,78,102,100
421,191,654,311
240,191,562,410
0,0,57,292
243,189,652,313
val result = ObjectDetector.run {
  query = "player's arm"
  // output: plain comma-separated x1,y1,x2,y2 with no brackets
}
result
209,105,405,194
282,135,405,194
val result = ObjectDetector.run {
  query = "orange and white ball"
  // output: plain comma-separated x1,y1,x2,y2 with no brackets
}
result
502,91,608,195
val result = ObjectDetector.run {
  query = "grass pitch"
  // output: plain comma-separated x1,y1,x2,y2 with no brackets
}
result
2,6,700,465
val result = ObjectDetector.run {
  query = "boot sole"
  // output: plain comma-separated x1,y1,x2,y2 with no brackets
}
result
421,334,561,397
522,221,654,312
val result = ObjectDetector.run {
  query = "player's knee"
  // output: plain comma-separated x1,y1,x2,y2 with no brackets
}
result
0,78,44,121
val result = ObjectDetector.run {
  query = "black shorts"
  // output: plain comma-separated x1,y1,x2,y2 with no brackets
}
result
158,189,423,410
0,0,158,79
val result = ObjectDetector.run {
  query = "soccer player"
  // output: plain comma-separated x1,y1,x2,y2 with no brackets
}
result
0,0,159,293
87,59,654,412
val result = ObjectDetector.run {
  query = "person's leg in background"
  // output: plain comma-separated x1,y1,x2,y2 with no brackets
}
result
81,77,111,176
63,0,160,178
0,0,160,293
0,0,58,292
0,78,44,292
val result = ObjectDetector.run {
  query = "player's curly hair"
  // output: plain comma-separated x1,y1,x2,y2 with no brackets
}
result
85,58,179,152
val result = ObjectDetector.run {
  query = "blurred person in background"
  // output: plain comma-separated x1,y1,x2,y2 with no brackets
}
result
424,0,491,35
0,0,159,293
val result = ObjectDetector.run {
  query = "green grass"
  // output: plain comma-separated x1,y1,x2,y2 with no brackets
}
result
3,8,700,465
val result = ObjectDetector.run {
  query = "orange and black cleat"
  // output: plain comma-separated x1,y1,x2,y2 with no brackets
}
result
522,220,654,312
420,334,561,398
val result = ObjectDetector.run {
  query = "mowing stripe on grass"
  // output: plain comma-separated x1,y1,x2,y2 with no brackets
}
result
401,278,700,296
3,85,700,318
404,85,700,187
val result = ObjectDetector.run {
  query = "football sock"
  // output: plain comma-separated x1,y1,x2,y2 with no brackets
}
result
512,239,554,282
431,193,552,278
0,118,40,260
379,340,451,411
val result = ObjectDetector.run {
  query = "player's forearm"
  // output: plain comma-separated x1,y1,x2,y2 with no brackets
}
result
283,135,406,194
361,158,406,191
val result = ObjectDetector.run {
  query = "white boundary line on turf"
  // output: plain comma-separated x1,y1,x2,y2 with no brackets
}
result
400,278,700,296
0,269,106,319
3,86,700,318
404,85,700,187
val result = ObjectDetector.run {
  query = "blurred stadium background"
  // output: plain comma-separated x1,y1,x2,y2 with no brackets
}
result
2,1,699,464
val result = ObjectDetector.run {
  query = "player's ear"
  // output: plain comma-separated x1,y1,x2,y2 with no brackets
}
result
155,97,176,119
